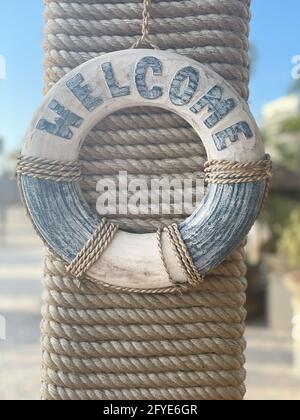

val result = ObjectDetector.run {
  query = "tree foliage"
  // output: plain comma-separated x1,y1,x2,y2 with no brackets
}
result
278,208,300,269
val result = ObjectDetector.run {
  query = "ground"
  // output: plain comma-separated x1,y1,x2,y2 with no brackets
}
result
0,206,300,400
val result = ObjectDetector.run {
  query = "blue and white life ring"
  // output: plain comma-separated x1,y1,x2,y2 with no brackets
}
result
19,49,266,291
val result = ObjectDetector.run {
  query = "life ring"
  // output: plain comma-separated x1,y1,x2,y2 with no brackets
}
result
19,49,266,291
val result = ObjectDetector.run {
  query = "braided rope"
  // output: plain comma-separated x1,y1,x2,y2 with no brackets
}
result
66,218,118,282
42,383,246,401
17,155,271,185
42,367,246,389
16,155,81,182
205,154,272,184
41,250,247,400
46,1,250,21
42,351,246,374
47,15,249,38
159,224,204,287
131,0,158,48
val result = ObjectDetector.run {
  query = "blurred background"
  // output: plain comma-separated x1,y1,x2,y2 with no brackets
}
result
1,0,300,400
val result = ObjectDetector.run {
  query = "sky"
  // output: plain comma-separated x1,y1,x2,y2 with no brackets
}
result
0,0,299,152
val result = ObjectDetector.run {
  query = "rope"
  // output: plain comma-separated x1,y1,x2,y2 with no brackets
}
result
16,155,81,182
40,0,253,400
66,218,118,282
131,0,158,49
205,154,272,185
158,224,204,287
17,154,271,184
42,383,246,401
205,154,273,216
17,155,271,289
41,250,247,400
44,0,251,234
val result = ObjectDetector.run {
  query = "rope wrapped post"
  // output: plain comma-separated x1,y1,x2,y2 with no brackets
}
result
39,0,255,400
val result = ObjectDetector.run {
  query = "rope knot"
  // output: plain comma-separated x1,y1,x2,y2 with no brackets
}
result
16,155,82,182
157,224,204,288
67,218,119,285
204,154,272,185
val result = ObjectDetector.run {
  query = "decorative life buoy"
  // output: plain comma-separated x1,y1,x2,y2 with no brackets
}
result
18,49,268,291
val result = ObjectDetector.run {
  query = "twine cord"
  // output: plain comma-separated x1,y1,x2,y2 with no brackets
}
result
66,218,119,285
162,224,204,287
131,0,159,49
204,154,272,185
16,155,81,182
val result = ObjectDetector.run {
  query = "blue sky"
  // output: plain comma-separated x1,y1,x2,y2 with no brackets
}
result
0,0,299,152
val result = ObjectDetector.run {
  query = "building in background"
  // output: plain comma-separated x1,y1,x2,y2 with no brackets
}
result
261,95,300,171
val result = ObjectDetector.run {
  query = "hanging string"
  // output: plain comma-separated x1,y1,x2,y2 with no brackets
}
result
132,0,159,49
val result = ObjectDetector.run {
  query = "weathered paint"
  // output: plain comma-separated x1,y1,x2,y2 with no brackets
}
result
213,121,254,151
26,50,264,160
135,56,163,100
101,62,130,98
190,85,236,129
21,176,100,262
66,73,103,112
180,181,266,274
36,99,84,140
21,174,266,278
169,66,199,106
21,49,266,290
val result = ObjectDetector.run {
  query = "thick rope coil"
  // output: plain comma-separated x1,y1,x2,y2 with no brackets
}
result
83,141,205,160
81,155,205,175
84,127,200,146
41,366,246,389
41,247,247,400
41,319,245,341
47,15,248,38
42,351,246,375
42,383,246,401
46,1,250,22
46,31,249,54
42,303,246,325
